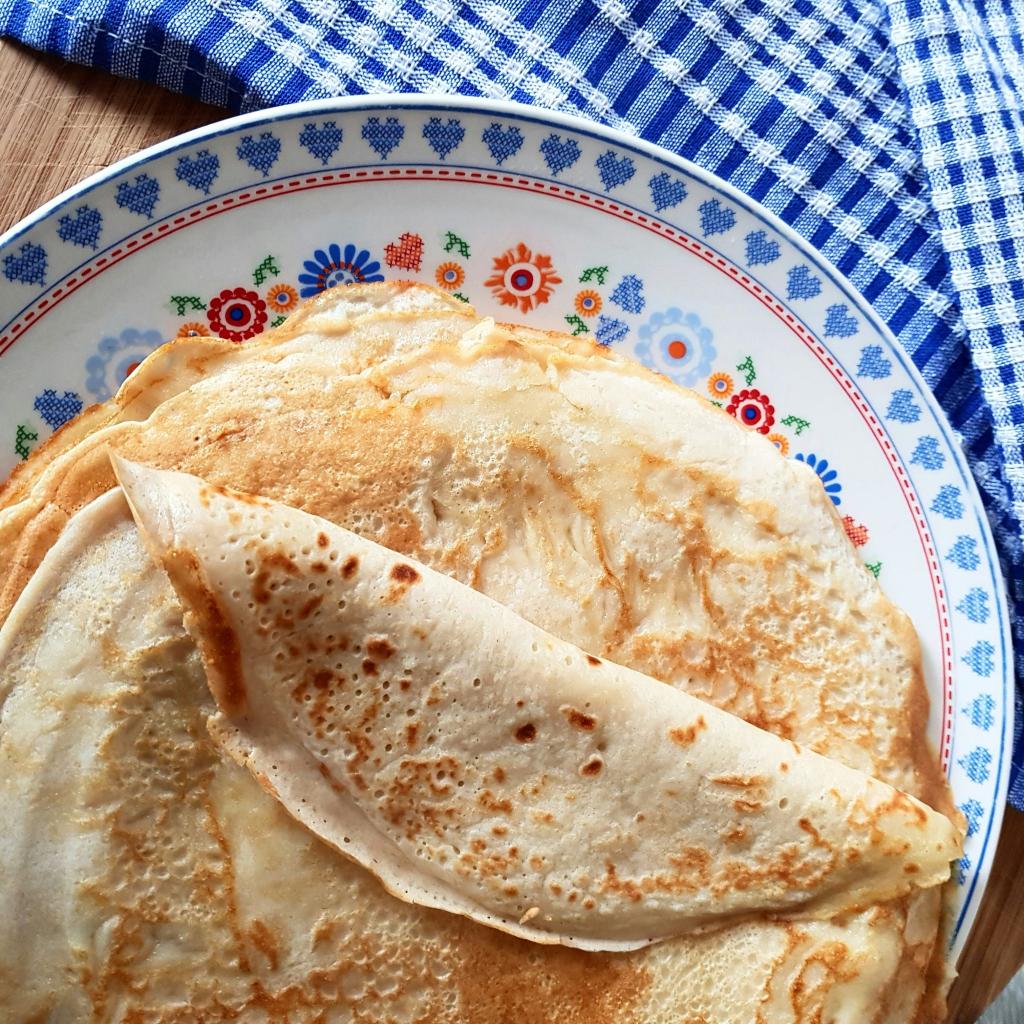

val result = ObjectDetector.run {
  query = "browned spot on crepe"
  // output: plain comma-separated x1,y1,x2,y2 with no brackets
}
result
161,547,245,716
669,717,707,746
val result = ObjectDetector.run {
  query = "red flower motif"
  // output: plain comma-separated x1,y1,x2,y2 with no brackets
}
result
207,287,268,342
726,388,775,434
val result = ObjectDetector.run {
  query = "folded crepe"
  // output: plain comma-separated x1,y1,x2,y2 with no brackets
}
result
113,457,959,951
0,282,962,1021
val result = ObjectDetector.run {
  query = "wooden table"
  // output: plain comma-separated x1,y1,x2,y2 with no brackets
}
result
0,37,1020,1023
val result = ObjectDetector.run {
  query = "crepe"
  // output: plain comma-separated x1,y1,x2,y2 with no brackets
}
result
0,284,943,803
0,282,960,1021
113,457,958,951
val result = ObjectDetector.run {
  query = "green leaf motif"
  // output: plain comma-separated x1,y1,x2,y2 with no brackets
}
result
252,255,281,286
565,314,589,336
170,295,205,315
781,414,811,436
736,355,756,386
15,423,38,461
444,232,471,259
578,266,608,285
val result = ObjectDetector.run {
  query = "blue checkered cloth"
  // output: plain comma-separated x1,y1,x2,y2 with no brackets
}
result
2,0,1024,807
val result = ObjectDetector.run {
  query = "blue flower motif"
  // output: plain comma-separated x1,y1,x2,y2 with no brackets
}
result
634,308,716,387
794,452,843,505
84,327,165,401
298,242,384,298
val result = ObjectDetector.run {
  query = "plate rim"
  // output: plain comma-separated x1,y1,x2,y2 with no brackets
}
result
0,92,1013,958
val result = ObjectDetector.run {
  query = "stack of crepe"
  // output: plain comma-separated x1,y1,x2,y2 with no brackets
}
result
0,282,963,1023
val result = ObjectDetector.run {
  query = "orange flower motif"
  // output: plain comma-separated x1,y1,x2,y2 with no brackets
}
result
485,242,561,313
574,289,602,317
177,321,210,338
767,432,789,455
265,283,298,313
707,371,733,398
435,261,465,291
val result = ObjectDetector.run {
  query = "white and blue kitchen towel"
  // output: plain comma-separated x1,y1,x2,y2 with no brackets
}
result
2,0,1024,808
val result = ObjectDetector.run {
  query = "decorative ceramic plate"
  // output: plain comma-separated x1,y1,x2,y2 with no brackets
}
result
0,96,1012,960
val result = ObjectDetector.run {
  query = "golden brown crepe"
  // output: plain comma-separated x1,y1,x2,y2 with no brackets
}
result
113,457,959,951
0,282,960,1021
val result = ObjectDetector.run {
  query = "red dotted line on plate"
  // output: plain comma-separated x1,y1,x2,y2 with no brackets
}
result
0,166,954,757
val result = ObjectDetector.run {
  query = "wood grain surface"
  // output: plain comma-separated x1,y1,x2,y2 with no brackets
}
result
0,37,1020,1024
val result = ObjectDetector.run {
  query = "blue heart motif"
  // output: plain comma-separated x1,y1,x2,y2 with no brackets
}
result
744,230,780,265
596,315,629,346
856,345,892,379
539,134,581,175
115,174,160,218
57,205,103,249
648,172,686,211
963,695,995,732
699,199,736,237
957,856,971,885
2,242,47,286
958,746,992,784
610,274,645,314
963,640,995,677
362,117,405,160
786,265,822,300
885,388,921,423
482,122,523,164
237,133,281,176
175,150,220,194
910,435,945,470
595,150,636,191
931,484,964,519
947,534,980,570
299,121,343,165
33,388,83,430
958,587,991,623
824,304,858,338
423,117,465,160
959,798,985,836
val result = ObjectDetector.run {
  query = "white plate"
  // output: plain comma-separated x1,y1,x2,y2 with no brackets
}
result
0,95,1011,959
